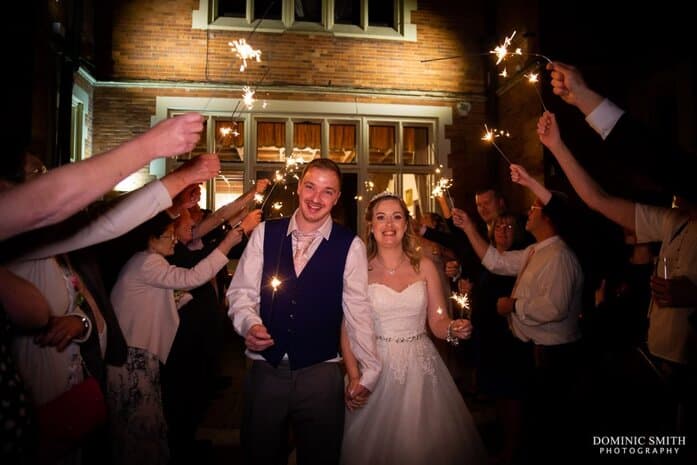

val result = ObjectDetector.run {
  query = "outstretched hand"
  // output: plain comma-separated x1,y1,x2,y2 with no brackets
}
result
546,62,603,115
240,209,263,235
449,318,472,340
144,113,205,159
510,164,532,187
451,208,472,232
255,178,271,193
536,112,562,150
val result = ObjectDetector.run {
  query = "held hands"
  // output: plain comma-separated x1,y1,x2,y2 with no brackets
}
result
146,113,205,159
345,379,371,411
650,276,697,308
245,324,275,352
34,315,86,352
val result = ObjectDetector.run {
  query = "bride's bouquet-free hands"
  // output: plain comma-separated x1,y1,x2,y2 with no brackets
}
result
345,378,370,411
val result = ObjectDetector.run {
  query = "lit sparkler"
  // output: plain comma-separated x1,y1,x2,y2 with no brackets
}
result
490,30,552,67
242,86,256,110
229,38,262,72
525,72,548,111
259,154,305,210
270,276,282,292
450,292,471,320
482,125,513,165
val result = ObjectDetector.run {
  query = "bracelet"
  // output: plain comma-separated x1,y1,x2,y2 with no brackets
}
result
446,320,459,346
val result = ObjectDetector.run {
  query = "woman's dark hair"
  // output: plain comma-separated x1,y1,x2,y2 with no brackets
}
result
129,213,173,250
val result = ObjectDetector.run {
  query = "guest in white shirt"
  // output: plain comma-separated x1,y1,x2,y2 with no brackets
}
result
452,169,584,464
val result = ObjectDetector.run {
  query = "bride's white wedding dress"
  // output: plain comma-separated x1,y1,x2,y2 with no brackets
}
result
341,280,487,465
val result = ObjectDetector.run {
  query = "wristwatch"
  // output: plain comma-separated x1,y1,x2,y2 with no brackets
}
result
71,314,92,339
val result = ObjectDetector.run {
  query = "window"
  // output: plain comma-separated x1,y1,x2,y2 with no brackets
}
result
155,96,449,233
195,0,417,41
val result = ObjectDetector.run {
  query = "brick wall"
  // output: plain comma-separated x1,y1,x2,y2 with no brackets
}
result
87,0,539,203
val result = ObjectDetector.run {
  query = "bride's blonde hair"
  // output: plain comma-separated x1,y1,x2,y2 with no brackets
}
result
365,192,421,272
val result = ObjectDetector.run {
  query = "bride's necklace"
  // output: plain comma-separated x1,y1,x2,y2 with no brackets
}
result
376,254,406,275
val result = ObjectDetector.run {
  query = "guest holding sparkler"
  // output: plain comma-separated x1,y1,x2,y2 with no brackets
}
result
340,191,486,465
537,109,697,459
546,61,696,201
452,168,584,464
227,158,380,465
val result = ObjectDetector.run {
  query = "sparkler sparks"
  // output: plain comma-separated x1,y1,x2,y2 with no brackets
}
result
242,86,256,110
270,276,282,292
450,292,471,320
229,38,262,72
482,125,513,165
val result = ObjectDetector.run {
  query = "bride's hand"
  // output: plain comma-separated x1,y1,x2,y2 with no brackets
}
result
345,378,370,411
449,319,473,340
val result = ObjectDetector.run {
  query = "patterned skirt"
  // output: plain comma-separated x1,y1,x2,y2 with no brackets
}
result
107,347,169,465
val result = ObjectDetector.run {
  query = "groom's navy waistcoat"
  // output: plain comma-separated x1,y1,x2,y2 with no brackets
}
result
260,217,354,370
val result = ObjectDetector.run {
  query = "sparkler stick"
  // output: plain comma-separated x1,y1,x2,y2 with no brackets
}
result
525,72,548,112
482,125,513,165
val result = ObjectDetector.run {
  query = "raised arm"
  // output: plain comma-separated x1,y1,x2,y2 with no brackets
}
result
537,112,636,231
509,164,552,205
423,257,472,341
0,113,205,241
546,62,604,116
451,208,489,260
193,178,270,239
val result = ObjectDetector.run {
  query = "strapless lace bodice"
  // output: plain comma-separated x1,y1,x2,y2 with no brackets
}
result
368,280,428,339
368,280,436,385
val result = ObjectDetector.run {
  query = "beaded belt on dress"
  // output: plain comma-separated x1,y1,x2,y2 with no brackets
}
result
376,332,426,343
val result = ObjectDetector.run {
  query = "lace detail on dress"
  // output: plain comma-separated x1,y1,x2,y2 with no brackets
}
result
369,281,439,386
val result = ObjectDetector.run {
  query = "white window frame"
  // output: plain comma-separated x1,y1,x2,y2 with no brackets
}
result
193,0,417,42
153,96,451,231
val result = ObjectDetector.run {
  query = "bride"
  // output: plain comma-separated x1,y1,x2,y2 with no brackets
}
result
340,192,487,465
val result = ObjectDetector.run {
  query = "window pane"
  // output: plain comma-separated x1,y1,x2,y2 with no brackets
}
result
254,0,282,21
368,1,394,28
402,173,431,218
295,0,321,22
403,126,430,165
329,123,356,164
176,118,208,161
215,120,245,161
257,121,286,162
213,170,245,210
365,172,397,198
292,122,321,162
369,125,396,164
334,0,360,25
217,0,246,18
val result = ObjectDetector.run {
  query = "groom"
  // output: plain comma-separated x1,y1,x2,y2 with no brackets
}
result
228,158,381,465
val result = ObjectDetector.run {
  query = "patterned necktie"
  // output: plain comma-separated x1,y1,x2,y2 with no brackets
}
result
293,230,320,276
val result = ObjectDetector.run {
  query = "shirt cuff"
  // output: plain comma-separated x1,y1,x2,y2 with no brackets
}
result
360,368,380,393
585,99,624,140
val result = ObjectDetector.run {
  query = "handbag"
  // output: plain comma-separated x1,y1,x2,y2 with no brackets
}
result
36,376,107,463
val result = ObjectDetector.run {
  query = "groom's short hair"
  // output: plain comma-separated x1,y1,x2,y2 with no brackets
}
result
300,158,342,189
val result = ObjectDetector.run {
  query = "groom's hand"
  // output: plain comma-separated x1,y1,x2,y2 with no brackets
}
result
245,324,275,351
345,381,371,411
